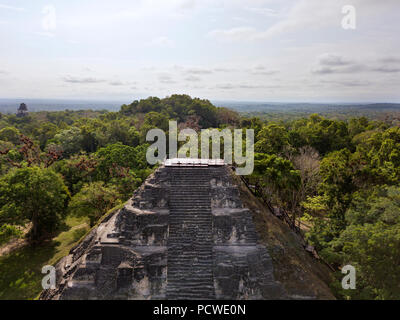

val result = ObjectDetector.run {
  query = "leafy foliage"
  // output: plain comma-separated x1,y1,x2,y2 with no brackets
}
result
0,166,70,242
69,182,121,226
0,224,23,246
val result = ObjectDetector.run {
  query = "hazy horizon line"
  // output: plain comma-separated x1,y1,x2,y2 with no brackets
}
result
1,97,400,106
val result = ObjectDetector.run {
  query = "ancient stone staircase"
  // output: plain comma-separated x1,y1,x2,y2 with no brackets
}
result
166,167,215,299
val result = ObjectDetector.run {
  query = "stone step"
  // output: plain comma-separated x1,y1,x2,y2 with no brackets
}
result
169,214,211,216
169,209,211,211
169,229,212,232
167,167,215,300
170,178,210,180
169,216,212,219
167,285,215,291
170,207,211,209
168,228,212,231
169,214,212,217
170,189,210,191
167,241,213,246
167,258,213,263
167,284,214,289
168,229,212,233
166,292,216,300
169,195,210,198
170,184,209,185
169,196,210,198
167,291,215,297
168,251,213,255
168,248,213,253
170,203,211,206
168,272,213,276
169,196,210,199
169,211,211,214
170,196,210,198
169,212,211,215
168,221,211,224
167,276,214,282
170,183,210,186
168,233,213,237
167,264,213,269
167,257,213,261
170,192,210,195
167,266,214,271
168,222,212,226
170,203,210,205
170,189,210,192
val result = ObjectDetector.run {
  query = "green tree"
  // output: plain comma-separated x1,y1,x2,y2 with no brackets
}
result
142,111,170,131
0,127,21,145
109,169,142,200
331,186,400,299
336,222,400,299
52,127,83,157
0,166,70,242
53,154,97,195
291,115,350,155
240,117,264,137
252,153,301,211
0,224,23,245
304,149,357,249
95,143,148,181
348,116,370,138
69,182,121,226
32,122,58,150
255,123,289,154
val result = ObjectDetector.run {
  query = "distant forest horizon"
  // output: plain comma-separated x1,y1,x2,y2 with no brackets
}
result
1,97,400,116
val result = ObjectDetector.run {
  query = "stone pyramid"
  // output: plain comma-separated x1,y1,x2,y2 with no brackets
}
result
40,164,286,300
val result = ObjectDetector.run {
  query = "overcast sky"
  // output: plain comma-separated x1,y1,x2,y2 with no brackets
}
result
0,0,399,102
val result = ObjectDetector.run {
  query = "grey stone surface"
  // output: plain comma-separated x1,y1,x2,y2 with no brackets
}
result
40,165,285,300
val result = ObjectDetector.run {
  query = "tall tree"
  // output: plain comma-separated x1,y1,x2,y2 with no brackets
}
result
0,166,70,242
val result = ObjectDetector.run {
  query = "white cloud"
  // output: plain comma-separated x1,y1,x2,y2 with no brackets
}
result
215,82,279,90
146,36,174,48
0,4,24,11
321,79,371,87
209,0,400,42
245,7,278,17
213,67,236,72
185,67,213,75
379,57,400,64
178,0,197,10
109,81,126,86
42,5,57,31
311,53,364,74
317,53,351,66
63,76,105,84
158,73,176,84
34,31,55,38
256,0,341,39
208,1,340,41
251,65,278,75
371,66,400,73
208,27,258,41
312,54,400,75
185,75,201,82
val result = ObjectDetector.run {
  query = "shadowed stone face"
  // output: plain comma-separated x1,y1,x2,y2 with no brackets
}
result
40,165,284,300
